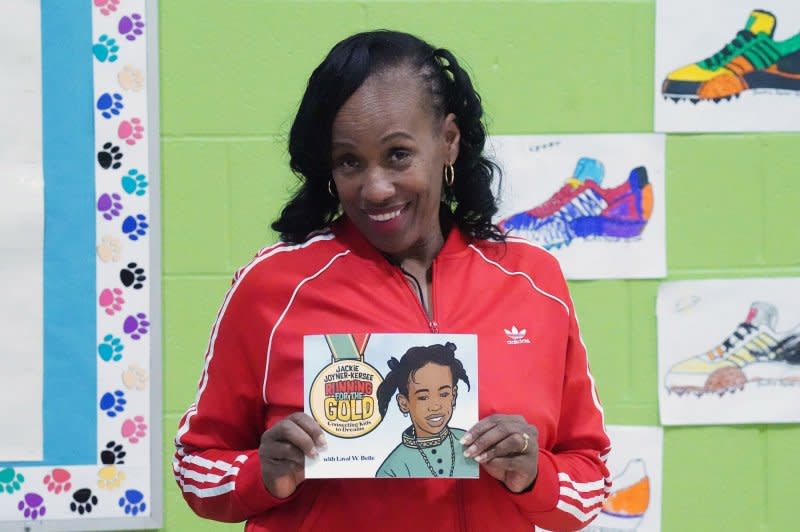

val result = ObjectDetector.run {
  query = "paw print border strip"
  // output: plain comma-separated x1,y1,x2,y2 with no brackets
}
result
0,0,161,528
91,0,162,527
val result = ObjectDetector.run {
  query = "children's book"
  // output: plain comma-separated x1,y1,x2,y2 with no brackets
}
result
304,333,479,479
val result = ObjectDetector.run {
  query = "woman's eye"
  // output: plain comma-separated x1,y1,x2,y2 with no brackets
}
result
418,395,428,401
440,391,450,398
390,149,410,163
336,156,358,169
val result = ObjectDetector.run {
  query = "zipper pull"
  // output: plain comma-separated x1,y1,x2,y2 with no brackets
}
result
429,321,439,333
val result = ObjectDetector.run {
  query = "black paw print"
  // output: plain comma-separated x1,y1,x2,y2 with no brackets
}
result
70,488,98,515
120,262,146,289
98,142,123,170
100,440,126,465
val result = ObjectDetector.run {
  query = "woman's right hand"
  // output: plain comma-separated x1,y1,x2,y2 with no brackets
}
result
259,412,327,499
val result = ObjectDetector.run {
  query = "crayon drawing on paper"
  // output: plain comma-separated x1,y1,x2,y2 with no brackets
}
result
655,0,800,132
582,426,663,532
490,134,666,280
658,279,800,425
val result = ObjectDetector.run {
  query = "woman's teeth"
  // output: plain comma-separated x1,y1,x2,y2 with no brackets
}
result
368,207,403,222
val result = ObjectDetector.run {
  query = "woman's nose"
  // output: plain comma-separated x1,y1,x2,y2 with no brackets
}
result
361,167,395,204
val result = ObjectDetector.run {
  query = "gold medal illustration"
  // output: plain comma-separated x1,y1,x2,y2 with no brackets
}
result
309,334,384,438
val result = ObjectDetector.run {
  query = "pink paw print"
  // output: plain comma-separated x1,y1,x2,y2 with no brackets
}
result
43,468,72,495
99,288,125,316
118,118,144,146
121,416,148,444
95,0,121,16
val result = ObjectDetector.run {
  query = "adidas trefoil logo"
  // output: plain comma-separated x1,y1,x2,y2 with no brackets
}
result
504,326,531,345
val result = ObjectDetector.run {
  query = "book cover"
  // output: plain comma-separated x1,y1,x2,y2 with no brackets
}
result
304,333,479,479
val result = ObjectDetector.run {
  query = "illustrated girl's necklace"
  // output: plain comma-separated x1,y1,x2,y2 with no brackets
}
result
413,427,456,477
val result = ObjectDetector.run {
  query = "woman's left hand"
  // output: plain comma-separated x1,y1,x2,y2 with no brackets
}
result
462,414,539,493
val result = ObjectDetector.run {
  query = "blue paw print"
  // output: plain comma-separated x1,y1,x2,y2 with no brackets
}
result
93,34,120,63
97,92,124,119
121,214,148,241
121,169,148,196
98,334,124,362
119,489,146,516
99,390,127,418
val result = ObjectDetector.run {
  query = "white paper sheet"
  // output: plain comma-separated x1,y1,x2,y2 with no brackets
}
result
655,0,800,132
490,134,666,280
0,0,44,461
583,425,664,532
658,278,800,425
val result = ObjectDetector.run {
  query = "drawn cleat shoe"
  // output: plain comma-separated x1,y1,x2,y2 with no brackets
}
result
665,302,800,396
499,160,652,249
499,157,605,248
527,157,605,218
743,332,800,387
662,10,800,101
586,459,650,531
571,167,653,240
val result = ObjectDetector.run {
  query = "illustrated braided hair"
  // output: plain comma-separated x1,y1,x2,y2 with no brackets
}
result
376,342,471,418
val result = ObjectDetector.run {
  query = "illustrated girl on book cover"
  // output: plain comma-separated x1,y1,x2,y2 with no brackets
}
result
375,342,478,478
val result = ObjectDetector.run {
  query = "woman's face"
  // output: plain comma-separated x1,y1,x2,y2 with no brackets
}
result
397,362,457,438
330,67,460,263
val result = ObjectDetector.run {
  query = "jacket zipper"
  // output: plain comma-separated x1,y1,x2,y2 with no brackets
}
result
394,261,439,333
395,261,465,530
431,261,464,532
456,480,467,532
429,260,439,333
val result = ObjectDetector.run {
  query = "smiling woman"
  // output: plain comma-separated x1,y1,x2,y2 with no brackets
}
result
174,30,611,532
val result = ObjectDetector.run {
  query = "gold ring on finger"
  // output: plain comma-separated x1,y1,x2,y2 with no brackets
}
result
520,432,530,454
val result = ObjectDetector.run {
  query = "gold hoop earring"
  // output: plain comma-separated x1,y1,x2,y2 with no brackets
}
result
327,179,337,198
444,163,455,187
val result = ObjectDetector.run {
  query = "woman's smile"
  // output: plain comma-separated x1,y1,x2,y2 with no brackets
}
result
365,203,409,223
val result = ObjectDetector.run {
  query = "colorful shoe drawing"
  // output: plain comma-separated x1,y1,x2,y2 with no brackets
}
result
665,302,800,396
586,459,650,532
662,10,800,103
499,157,653,249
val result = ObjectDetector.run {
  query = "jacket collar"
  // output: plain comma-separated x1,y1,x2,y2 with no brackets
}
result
331,214,471,266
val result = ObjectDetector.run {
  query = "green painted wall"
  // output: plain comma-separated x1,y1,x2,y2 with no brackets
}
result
159,1,800,530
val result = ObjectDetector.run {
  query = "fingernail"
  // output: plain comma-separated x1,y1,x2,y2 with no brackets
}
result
316,435,328,450
460,434,472,445
475,453,486,463
310,449,319,459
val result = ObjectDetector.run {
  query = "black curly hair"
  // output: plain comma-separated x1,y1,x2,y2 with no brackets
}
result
376,342,471,418
271,30,504,244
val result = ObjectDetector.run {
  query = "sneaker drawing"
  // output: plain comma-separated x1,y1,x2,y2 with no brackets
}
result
586,459,650,532
499,157,653,249
665,302,800,396
662,9,800,103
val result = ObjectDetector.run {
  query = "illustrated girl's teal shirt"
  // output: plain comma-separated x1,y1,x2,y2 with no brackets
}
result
375,427,478,478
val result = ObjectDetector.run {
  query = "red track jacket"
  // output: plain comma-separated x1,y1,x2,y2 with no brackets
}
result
174,218,611,531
